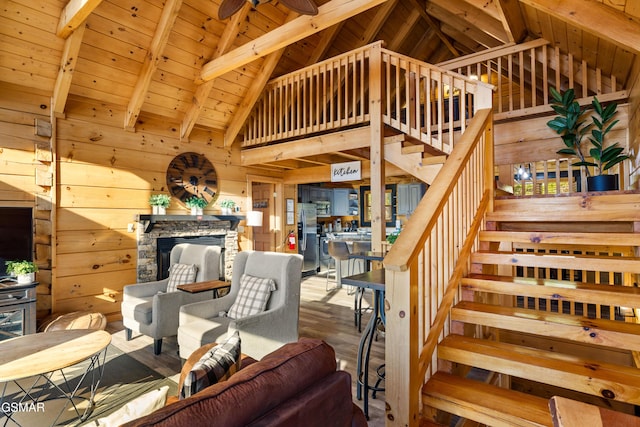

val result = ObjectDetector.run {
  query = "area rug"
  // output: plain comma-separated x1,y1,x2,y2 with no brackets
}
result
1,343,178,427
78,343,178,426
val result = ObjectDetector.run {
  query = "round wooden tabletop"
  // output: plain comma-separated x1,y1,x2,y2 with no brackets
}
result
0,329,111,382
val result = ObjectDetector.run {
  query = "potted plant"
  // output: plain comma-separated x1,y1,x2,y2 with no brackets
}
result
5,260,38,284
185,196,208,215
219,199,236,215
149,194,171,215
547,87,629,191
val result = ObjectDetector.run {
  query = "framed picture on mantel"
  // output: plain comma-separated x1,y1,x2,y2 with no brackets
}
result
359,184,396,227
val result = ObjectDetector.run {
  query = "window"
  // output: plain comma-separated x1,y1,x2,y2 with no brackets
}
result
359,185,396,227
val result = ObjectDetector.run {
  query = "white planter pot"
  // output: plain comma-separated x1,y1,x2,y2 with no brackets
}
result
191,207,203,216
152,205,166,215
222,207,232,215
17,273,35,284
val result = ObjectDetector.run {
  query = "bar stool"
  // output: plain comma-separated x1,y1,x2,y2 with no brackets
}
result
326,240,351,291
351,241,372,332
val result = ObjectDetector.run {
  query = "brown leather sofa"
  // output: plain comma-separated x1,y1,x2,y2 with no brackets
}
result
122,337,368,427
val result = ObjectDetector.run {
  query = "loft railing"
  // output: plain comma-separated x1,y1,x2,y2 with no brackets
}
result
243,43,373,147
383,109,494,426
439,38,631,195
243,42,494,154
438,38,627,121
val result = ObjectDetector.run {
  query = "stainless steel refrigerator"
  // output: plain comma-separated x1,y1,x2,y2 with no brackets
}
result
297,203,319,274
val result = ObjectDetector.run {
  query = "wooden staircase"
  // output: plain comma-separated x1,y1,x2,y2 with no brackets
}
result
421,194,640,426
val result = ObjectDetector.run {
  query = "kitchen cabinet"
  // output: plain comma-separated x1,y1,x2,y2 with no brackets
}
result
298,185,311,203
309,187,332,202
397,183,426,215
332,188,358,216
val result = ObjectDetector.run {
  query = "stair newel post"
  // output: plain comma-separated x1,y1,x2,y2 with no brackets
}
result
385,265,422,427
368,42,386,252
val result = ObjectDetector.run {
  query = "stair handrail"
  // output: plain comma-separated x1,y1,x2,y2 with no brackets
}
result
383,108,494,426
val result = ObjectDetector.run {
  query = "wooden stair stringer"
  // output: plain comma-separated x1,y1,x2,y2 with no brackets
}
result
384,137,443,184
437,335,640,405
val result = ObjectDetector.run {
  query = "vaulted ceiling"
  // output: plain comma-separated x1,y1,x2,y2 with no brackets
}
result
3,0,639,150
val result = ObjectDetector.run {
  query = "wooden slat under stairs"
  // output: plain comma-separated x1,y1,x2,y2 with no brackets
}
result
421,194,640,426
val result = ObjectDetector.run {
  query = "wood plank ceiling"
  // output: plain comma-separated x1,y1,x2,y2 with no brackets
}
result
2,0,639,174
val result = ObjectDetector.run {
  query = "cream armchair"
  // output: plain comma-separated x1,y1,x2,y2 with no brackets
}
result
121,243,222,355
177,251,303,360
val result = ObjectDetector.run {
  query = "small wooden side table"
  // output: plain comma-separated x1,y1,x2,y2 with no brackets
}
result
177,280,231,298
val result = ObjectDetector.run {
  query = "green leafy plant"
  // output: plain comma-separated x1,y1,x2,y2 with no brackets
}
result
185,196,209,209
386,230,400,244
547,87,593,176
219,199,236,209
547,87,629,177
149,194,171,208
585,96,629,175
5,260,38,275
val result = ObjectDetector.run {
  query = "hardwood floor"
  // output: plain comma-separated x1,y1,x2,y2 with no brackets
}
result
107,274,386,426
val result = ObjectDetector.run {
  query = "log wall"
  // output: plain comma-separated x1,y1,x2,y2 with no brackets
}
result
0,83,54,319
1,84,282,323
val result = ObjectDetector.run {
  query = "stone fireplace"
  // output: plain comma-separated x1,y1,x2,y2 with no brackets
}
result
136,215,241,282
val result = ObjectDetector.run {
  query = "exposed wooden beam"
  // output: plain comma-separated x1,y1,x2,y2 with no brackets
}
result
125,0,183,131
199,0,389,83
52,23,85,115
57,0,103,38
241,127,373,165
495,0,527,43
520,0,640,54
427,1,502,49
360,0,399,44
386,8,420,51
224,11,298,147
282,160,409,184
180,4,251,141
407,0,459,56
306,23,344,65
431,0,509,44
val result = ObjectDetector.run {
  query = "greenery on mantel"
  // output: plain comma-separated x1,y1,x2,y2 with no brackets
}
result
185,196,209,209
149,194,171,208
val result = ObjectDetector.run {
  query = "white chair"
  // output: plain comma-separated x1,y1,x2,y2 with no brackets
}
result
177,250,303,360
326,240,351,291
121,243,222,355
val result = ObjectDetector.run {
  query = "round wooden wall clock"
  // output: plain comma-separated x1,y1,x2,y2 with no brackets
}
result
166,152,218,205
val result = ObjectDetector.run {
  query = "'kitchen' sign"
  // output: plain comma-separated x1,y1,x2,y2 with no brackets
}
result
331,161,361,182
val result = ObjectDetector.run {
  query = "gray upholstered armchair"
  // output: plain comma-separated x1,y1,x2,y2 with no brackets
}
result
177,250,303,360
121,243,222,355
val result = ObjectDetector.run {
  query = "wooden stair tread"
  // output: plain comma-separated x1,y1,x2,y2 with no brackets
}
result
452,301,640,352
488,193,640,223
423,372,552,427
438,335,640,405
461,273,640,307
471,250,640,273
479,230,640,246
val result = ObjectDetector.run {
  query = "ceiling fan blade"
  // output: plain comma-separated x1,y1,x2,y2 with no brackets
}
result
218,0,246,20
280,0,318,15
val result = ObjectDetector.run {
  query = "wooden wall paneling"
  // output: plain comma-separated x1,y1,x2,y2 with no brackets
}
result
57,229,136,254
58,162,161,190
56,249,137,279
56,208,139,231
53,294,123,319
55,269,137,301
